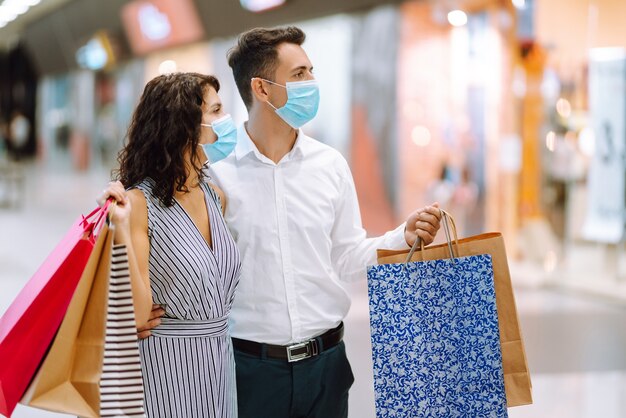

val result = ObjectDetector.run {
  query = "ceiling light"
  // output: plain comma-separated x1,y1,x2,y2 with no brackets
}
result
556,98,572,118
447,10,468,27
0,0,43,26
545,131,556,152
240,0,286,13
411,126,432,147
158,60,178,74
578,127,595,157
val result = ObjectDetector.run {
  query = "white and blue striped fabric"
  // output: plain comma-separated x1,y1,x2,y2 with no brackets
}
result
134,177,241,418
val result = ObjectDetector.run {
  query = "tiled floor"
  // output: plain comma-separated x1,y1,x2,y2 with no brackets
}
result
2,162,626,417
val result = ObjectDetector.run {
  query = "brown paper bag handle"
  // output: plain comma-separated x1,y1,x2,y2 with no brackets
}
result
107,199,117,222
403,209,460,265
442,209,459,245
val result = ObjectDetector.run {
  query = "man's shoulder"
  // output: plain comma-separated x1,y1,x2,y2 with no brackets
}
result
300,134,347,164
206,155,237,184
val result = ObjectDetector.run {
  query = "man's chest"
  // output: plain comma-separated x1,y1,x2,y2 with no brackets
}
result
219,164,342,240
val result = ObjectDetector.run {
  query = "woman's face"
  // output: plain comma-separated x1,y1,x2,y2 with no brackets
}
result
199,86,226,145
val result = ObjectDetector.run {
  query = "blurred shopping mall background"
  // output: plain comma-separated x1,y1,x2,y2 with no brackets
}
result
0,0,625,417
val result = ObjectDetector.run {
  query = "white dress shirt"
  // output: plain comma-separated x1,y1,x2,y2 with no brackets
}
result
208,125,409,345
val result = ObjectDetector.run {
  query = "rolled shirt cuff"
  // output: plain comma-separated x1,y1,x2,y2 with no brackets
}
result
384,222,410,250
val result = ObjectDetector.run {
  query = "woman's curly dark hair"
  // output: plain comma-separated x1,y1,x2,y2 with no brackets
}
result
114,72,220,207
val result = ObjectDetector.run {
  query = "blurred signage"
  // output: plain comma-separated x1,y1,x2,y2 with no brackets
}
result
240,0,287,13
582,48,626,243
121,0,204,56
75,31,117,71
139,3,171,41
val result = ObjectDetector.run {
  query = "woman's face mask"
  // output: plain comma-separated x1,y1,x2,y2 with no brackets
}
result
200,114,237,164
260,78,320,129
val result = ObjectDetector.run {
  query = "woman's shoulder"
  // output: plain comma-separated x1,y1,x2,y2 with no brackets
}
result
204,181,226,215
127,187,148,201
122,186,149,233
129,177,155,191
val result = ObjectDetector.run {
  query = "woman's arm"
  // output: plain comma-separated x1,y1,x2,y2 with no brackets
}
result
108,187,154,329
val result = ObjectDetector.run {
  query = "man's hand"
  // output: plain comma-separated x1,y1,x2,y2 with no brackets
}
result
137,304,166,339
404,203,441,247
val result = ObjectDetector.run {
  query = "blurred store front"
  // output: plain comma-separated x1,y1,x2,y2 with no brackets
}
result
0,0,625,298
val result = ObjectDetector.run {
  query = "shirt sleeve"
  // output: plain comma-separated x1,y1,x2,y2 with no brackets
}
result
330,160,409,283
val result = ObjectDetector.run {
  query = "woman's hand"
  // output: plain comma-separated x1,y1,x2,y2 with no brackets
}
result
97,180,127,207
98,181,131,228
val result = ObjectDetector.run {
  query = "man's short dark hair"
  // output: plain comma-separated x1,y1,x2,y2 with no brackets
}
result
228,26,305,110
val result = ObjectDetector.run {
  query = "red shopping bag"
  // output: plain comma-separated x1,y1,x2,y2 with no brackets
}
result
0,203,110,417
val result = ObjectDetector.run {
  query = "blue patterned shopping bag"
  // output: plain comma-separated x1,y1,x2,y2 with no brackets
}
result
367,252,508,418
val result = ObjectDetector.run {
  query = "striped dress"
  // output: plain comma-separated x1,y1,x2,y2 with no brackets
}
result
133,177,241,418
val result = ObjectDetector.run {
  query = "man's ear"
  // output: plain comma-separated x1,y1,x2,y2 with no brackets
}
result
250,78,269,103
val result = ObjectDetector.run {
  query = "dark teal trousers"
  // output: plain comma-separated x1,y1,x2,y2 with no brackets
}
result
234,341,355,418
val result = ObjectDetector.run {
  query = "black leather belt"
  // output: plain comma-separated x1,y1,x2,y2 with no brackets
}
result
232,322,344,363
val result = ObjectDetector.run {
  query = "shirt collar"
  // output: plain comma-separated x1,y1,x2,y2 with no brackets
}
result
235,123,307,163
234,124,256,161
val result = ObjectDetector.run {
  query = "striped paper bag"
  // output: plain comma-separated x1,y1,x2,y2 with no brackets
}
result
100,244,146,417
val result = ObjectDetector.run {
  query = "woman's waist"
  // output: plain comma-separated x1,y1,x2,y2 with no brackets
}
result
151,315,229,338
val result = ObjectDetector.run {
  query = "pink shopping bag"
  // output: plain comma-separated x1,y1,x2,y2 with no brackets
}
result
0,203,110,417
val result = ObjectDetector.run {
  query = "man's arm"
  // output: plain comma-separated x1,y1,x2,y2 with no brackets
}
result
330,162,440,283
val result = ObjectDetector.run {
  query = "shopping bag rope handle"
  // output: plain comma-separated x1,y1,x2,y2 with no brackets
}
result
403,209,460,265
82,199,110,225
441,211,457,260
82,199,112,237
92,198,120,237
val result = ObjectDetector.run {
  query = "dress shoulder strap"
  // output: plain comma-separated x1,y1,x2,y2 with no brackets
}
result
202,181,223,214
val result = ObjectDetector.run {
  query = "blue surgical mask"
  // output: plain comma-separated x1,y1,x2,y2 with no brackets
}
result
262,79,320,129
200,114,237,163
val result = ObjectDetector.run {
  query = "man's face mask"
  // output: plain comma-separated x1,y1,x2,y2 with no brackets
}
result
259,78,320,129
200,114,237,163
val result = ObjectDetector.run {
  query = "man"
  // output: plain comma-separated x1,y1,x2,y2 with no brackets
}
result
218,26,440,417
141,26,441,417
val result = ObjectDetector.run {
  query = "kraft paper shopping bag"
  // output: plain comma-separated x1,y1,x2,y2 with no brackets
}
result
376,213,532,407
22,223,112,417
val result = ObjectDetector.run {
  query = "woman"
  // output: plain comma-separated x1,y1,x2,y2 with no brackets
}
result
102,72,240,417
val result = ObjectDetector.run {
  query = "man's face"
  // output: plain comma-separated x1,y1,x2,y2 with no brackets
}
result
266,42,315,108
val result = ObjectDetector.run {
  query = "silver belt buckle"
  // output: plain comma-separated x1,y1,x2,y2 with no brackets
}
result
286,339,317,363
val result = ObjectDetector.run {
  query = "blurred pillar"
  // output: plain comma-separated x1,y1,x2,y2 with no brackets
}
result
496,1,522,257
351,6,401,235
396,1,451,223
519,41,546,221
